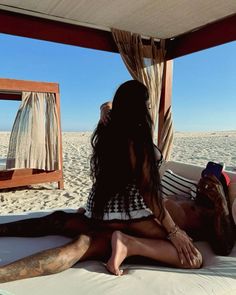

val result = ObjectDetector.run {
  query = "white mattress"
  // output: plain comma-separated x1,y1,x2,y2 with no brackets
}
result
0,210,236,295
0,158,6,170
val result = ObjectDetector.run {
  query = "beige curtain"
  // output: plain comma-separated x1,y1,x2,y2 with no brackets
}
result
112,28,165,144
6,92,59,170
159,105,174,161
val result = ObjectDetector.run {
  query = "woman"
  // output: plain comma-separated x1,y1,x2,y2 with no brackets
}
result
0,80,202,282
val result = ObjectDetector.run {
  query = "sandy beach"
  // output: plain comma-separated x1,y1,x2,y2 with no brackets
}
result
0,130,235,214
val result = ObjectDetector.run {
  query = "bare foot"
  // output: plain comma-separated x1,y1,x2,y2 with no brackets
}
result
106,231,129,276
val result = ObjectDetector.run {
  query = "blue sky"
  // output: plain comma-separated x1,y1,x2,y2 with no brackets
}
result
0,33,235,132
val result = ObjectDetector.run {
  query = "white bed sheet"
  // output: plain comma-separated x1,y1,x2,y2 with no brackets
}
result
0,210,236,295
0,158,6,170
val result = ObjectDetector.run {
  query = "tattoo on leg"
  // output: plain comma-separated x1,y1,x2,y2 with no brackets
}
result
0,248,62,283
0,237,89,283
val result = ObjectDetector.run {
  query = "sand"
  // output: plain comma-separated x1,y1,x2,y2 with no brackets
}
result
0,130,236,214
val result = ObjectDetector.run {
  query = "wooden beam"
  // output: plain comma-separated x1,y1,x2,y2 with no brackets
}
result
0,169,63,190
0,9,118,53
166,13,236,59
0,93,21,101
0,9,235,59
0,78,59,93
0,9,160,53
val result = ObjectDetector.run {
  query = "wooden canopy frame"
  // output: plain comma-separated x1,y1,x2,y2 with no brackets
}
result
0,78,64,190
0,8,235,157
0,10,235,59
1,9,235,145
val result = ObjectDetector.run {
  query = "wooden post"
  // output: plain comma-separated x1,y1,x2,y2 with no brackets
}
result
158,60,173,145
55,91,64,189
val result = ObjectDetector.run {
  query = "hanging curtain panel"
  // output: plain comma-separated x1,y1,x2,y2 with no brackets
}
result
111,28,174,159
45,93,59,170
111,29,164,140
159,105,174,161
6,92,59,171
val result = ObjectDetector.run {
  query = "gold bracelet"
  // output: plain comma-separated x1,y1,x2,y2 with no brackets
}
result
167,225,179,240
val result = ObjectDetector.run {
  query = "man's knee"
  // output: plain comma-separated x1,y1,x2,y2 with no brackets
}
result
211,215,235,256
73,234,92,250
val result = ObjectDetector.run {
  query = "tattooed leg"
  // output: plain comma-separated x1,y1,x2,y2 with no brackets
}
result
0,234,92,283
0,211,88,238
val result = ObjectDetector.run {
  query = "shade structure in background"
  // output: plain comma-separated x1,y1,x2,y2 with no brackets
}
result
0,78,64,190
6,92,59,171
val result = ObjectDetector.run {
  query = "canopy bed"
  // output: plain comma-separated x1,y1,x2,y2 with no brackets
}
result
0,1,235,294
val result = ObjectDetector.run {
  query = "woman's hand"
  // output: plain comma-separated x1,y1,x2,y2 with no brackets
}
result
168,226,199,267
100,102,112,125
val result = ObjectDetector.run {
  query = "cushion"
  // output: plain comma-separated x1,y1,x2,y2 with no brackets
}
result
161,169,197,199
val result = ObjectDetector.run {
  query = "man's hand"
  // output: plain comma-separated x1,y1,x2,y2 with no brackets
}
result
100,101,112,125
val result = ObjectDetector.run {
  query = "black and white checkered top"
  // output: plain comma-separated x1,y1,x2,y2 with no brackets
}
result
84,145,162,221
84,182,153,221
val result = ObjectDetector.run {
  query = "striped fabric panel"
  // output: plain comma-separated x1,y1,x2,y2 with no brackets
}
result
161,169,197,199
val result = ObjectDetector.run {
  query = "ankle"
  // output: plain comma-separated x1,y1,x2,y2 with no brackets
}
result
119,232,137,257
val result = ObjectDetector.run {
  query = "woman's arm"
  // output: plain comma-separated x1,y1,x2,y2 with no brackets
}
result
144,181,198,266
130,143,198,265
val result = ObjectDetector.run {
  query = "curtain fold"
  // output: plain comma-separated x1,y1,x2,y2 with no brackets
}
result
111,28,173,159
6,92,59,170
159,106,174,161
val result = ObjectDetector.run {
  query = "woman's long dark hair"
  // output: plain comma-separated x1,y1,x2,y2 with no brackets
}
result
90,80,164,220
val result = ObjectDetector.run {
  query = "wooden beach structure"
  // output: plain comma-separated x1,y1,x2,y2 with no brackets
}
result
0,78,64,189
0,1,235,158
0,1,236,294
